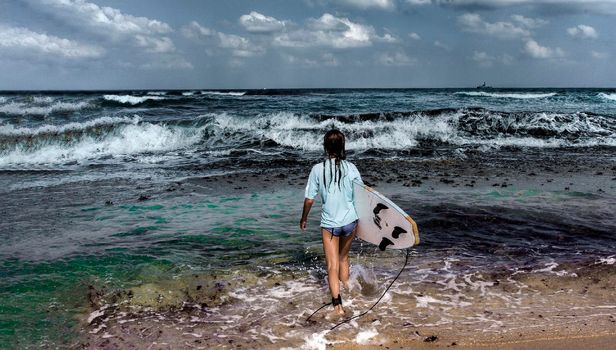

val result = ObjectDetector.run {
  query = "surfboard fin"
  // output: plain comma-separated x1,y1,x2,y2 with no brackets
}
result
378,237,394,251
391,226,407,239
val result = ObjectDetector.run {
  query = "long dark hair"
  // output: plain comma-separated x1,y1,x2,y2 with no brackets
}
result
323,129,346,190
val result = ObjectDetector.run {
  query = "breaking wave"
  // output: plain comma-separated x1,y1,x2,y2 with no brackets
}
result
32,96,54,103
1,108,614,167
0,116,204,166
598,93,616,101
102,94,166,105
207,109,616,151
0,101,91,116
215,109,616,151
455,91,557,99
201,91,246,97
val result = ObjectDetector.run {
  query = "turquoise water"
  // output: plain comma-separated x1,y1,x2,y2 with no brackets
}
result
0,189,320,348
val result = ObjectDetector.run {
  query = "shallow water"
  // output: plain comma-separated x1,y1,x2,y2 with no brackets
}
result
2,180,615,348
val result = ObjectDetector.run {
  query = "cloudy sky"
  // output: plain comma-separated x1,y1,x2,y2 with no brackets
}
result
0,0,614,89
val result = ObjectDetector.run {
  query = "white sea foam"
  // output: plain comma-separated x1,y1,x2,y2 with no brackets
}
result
182,91,196,96
0,101,90,115
355,328,379,344
87,309,106,324
455,91,557,99
147,91,167,96
0,115,140,136
0,118,204,166
209,110,615,151
0,97,7,103
268,281,315,299
532,262,578,277
415,294,472,308
212,111,455,151
103,94,165,105
32,96,54,103
596,256,615,265
201,91,246,96
294,330,331,350
598,92,616,101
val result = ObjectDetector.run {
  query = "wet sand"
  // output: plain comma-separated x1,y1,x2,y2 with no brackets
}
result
75,148,616,349
334,333,616,350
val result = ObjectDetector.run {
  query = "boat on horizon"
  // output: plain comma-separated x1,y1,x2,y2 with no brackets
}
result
476,82,493,89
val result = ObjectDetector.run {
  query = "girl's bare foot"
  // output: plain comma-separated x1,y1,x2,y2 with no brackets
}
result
334,304,345,316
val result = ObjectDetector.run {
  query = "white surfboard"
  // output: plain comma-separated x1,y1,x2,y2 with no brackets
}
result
353,181,420,250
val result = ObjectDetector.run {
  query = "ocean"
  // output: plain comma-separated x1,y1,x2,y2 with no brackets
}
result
0,89,615,348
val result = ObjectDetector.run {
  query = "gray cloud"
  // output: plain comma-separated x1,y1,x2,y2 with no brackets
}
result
0,25,104,60
524,39,565,59
239,12,287,33
376,51,415,65
182,21,265,58
274,13,394,49
405,0,616,15
335,0,396,10
567,24,598,39
458,13,531,39
471,50,513,66
27,0,176,53
408,32,421,40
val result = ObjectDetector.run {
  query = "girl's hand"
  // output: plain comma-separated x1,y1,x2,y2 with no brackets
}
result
299,219,307,231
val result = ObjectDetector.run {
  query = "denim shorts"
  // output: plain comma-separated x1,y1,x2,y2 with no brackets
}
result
323,220,358,237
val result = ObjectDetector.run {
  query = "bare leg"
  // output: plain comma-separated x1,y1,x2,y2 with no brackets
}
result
338,228,356,290
321,229,344,315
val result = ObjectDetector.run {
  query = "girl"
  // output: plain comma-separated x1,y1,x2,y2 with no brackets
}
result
300,129,362,316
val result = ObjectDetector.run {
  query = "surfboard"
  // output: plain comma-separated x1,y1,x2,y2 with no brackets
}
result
353,181,420,250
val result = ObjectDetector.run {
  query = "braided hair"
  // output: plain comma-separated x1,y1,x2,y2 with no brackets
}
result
322,129,346,190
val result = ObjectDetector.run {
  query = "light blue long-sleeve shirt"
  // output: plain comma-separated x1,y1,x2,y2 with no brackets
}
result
304,159,363,228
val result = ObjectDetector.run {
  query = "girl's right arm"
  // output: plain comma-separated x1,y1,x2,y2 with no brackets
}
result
301,165,319,231
299,198,314,231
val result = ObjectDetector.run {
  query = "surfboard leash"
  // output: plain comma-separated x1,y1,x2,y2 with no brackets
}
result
305,301,332,322
329,248,411,330
305,248,412,330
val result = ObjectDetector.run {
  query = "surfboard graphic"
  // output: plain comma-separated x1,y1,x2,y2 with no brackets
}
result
353,181,420,250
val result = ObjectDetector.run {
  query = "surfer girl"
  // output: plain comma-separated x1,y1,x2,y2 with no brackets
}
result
300,129,362,315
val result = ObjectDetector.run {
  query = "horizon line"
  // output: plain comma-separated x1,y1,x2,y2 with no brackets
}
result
1,86,615,92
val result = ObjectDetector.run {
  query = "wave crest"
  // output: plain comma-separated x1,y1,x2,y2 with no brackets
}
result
0,101,90,116
598,93,616,101
103,94,166,105
0,116,204,166
455,91,557,99
201,91,246,97
208,109,616,151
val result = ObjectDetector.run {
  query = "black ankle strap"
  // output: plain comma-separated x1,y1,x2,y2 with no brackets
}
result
332,295,342,306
